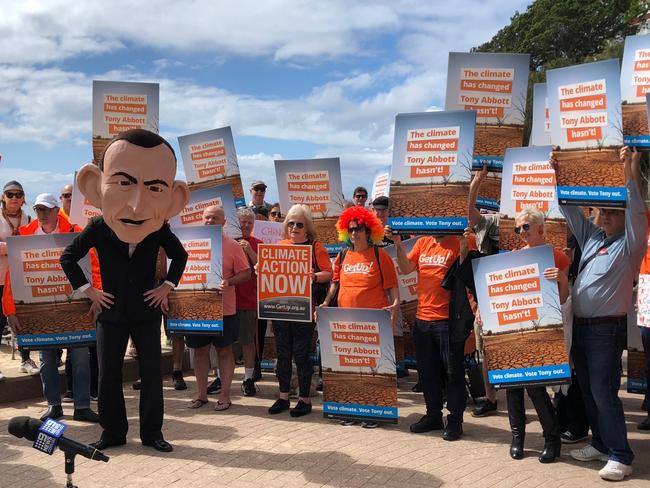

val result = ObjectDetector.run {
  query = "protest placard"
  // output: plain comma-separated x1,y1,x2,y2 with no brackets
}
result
388,110,475,234
621,34,650,147
68,172,102,228
530,83,552,146
178,127,245,206
169,184,240,238
317,307,398,423
445,52,530,211
546,59,625,207
166,226,223,334
383,237,421,368
370,166,391,200
92,81,159,163
627,300,647,394
499,146,565,251
275,157,345,255
252,220,284,244
472,245,570,388
7,234,94,349
257,244,312,322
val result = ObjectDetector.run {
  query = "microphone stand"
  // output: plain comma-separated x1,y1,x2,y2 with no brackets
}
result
63,449,78,488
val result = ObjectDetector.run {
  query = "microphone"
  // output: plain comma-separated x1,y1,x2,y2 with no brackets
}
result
8,416,109,462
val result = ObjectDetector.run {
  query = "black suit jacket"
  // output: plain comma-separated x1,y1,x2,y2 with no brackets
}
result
60,217,188,323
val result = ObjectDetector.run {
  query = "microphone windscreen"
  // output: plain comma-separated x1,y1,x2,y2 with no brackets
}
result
7,417,42,441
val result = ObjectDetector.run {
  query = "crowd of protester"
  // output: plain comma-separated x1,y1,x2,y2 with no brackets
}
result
1,148,649,482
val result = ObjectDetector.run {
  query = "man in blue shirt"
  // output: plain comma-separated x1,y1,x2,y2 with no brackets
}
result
559,146,647,481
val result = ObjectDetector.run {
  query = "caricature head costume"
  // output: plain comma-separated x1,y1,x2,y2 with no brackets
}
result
76,129,190,244
336,206,384,246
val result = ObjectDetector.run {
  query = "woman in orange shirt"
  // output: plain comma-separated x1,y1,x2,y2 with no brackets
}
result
268,204,332,418
323,206,399,318
506,207,569,464
320,207,399,428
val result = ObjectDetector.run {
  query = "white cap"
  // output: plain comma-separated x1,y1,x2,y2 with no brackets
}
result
33,193,59,209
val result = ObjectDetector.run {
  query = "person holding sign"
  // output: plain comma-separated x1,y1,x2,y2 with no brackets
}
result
3,194,99,424
60,129,190,453
503,208,569,463
320,206,399,427
187,205,250,411
392,230,474,440
556,146,647,481
268,204,332,418
0,180,37,377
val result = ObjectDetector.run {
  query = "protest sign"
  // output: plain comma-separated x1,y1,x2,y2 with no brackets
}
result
7,234,94,349
383,237,421,368
92,81,159,163
445,52,530,211
627,302,647,394
178,127,245,206
530,83,552,146
169,184,240,238
317,307,398,423
370,166,391,200
68,172,101,228
166,226,223,334
621,34,650,147
257,243,312,322
546,59,625,207
472,245,570,388
275,157,345,255
252,220,284,244
388,110,475,235
499,146,566,251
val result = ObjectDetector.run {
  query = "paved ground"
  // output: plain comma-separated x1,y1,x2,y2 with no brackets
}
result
1,368,649,488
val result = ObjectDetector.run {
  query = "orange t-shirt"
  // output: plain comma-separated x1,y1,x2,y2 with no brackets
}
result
407,236,461,321
277,239,332,274
333,247,398,309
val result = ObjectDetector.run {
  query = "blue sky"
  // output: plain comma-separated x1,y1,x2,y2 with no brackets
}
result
0,0,531,209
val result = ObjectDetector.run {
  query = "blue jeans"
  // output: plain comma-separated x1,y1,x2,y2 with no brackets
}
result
641,326,650,412
39,347,90,409
413,319,466,424
572,321,633,465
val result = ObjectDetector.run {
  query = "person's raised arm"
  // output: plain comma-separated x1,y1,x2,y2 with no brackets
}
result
552,151,598,248
468,166,488,228
621,146,649,257
393,232,416,275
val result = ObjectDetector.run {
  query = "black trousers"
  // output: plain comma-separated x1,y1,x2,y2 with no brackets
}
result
506,386,559,441
413,319,467,424
66,345,99,397
273,320,314,397
555,370,589,436
97,319,163,443
256,319,267,363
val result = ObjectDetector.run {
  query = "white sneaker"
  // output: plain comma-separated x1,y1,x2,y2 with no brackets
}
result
0,370,5,382
570,445,609,462
599,460,633,481
19,359,40,374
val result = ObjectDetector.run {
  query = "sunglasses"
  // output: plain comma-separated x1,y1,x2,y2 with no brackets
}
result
4,191,24,199
354,194,368,199
61,193,72,198
287,221,305,229
253,187,266,192
514,223,531,234
270,211,280,217
348,226,366,233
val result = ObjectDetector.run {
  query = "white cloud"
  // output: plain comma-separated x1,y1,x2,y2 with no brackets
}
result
2,1,530,65
0,167,74,209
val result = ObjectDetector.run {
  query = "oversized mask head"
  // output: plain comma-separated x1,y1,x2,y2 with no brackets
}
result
77,129,190,244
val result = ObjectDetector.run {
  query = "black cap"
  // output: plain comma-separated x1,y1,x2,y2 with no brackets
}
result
371,196,389,209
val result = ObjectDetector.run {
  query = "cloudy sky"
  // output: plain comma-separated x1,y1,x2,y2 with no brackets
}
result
0,0,531,206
